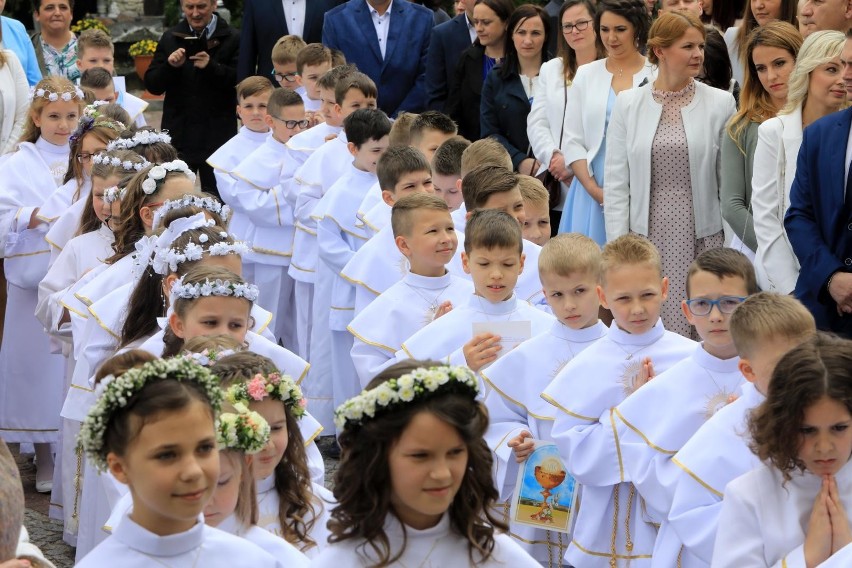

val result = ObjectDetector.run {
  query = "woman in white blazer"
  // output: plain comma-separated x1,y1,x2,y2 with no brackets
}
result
751,30,847,294
604,11,736,336
526,0,604,230
557,0,654,244
0,49,28,156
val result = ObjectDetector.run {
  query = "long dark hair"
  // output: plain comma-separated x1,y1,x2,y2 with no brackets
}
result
328,360,506,567
557,0,606,81
498,3,551,79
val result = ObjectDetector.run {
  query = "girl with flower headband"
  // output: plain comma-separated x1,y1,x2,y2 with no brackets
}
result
0,75,85,494
212,352,333,558
314,360,539,567
76,356,282,567
106,126,177,164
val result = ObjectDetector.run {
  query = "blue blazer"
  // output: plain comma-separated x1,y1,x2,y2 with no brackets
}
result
323,0,433,117
480,68,533,170
237,0,341,81
425,14,472,111
1,16,41,86
785,107,852,335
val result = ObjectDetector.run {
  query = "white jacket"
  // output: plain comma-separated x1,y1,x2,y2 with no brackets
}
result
604,80,736,240
0,50,28,155
562,57,655,172
750,105,802,294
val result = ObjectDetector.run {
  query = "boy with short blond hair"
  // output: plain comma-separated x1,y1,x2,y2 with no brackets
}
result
397,209,554,371
542,234,696,568
431,135,468,212
76,29,147,126
295,43,332,113
270,34,306,88
612,248,760,566
229,87,306,351
666,292,816,568
483,233,607,565
207,75,274,247
518,175,551,246
348,193,473,385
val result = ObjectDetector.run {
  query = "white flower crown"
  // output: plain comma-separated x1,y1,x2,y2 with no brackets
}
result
156,240,250,275
133,214,229,277
225,371,307,419
183,348,240,367
80,358,224,471
333,365,479,431
92,152,151,171
217,402,271,454
141,161,196,195
29,85,85,103
103,185,128,204
170,277,260,304
152,195,232,231
106,130,172,151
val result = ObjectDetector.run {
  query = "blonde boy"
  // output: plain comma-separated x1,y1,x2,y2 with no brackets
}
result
397,209,553,371
76,29,147,126
229,88,306,348
431,136,469,212
348,193,474,385
295,43,332,113
666,293,816,568
208,76,274,247
483,233,607,565
270,35,306,88
612,248,759,566
518,175,551,246
451,137,513,233
541,234,695,568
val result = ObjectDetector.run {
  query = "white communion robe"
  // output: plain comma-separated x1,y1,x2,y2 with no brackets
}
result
357,183,386,236
397,293,554,373
255,474,335,559
666,382,764,567
311,513,541,567
482,319,608,565
0,137,69,443
348,270,473,386
76,513,283,567
541,320,695,567
43,186,88,265
216,514,310,566
207,125,269,244
713,459,852,568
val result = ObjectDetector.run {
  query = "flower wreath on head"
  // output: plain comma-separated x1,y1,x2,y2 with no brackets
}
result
170,276,261,305
92,151,151,172
152,195,233,231
217,402,271,454
142,161,196,195
106,130,172,151
182,347,241,367
333,365,479,431
79,357,224,471
70,106,127,145
29,85,85,103
103,186,125,204
225,371,307,420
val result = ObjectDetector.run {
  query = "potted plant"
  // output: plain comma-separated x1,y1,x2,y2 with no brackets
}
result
71,17,110,34
129,39,158,80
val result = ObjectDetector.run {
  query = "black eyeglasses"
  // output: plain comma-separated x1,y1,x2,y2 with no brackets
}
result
270,115,309,129
271,70,299,83
76,152,95,163
685,296,747,316
562,20,592,33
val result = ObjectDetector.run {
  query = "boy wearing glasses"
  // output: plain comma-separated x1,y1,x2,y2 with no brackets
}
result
270,35,305,88
229,87,307,348
610,247,757,561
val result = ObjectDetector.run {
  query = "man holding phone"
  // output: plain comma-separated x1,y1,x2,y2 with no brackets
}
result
144,0,240,198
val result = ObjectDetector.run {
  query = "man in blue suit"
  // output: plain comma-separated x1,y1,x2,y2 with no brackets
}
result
785,31,852,337
237,0,342,82
323,0,433,117
425,0,474,111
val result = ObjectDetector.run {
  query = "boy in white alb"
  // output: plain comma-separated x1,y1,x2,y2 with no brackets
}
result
341,147,440,316
541,234,695,568
348,193,473,386
207,76,273,253
293,72,378,430
664,293,816,567
483,233,608,565
229,88,306,348
611,248,758,565
431,136,468,212
294,44,332,114
315,108,391,417
395,209,553,372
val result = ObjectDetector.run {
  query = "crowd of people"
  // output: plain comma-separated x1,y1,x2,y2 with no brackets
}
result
0,0,851,566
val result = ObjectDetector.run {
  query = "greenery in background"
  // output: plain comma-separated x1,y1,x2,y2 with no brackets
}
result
129,38,158,55
71,17,110,33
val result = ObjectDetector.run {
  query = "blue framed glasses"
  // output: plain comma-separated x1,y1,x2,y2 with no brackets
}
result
685,296,747,316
